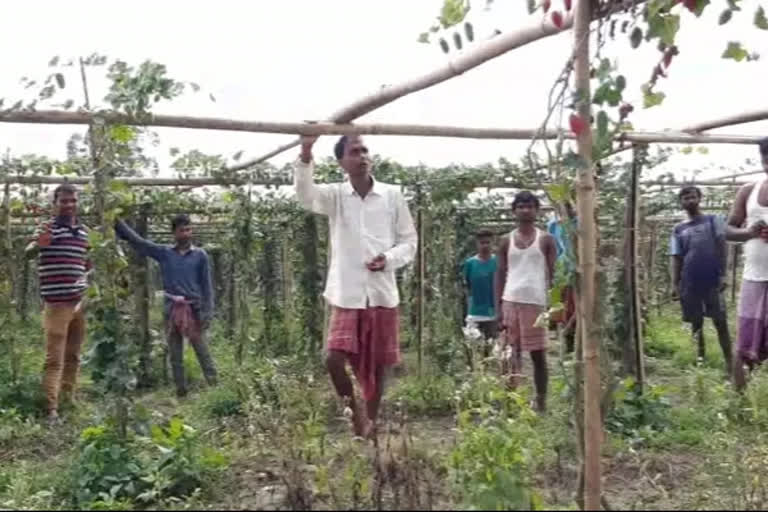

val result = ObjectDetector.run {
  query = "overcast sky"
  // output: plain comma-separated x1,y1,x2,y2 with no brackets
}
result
2,0,767,182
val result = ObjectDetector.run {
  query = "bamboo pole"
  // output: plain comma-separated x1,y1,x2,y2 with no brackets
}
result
0,174,758,189
415,184,425,377
2,110,765,146
630,145,645,392
682,108,768,133
731,244,740,303
573,0,601,509
236,0,648,169
134,204,152,387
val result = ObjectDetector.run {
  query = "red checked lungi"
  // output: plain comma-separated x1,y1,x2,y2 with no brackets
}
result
326,306,401,401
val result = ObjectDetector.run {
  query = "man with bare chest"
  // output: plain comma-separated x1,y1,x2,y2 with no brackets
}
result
494,191,557,412
726,138,768,390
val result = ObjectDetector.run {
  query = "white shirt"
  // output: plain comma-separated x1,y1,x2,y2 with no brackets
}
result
293,158,418,309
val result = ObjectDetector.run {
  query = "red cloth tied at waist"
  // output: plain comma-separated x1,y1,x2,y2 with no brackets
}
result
165,293,199,339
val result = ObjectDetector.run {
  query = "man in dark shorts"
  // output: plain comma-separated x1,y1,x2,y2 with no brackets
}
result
670,185,732,374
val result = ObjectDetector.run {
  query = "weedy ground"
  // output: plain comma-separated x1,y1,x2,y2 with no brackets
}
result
1,304,768,510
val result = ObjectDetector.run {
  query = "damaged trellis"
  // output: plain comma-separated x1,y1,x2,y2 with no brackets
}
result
2,2,768,508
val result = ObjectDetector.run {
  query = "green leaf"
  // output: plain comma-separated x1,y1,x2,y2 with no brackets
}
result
755,6,768,30
647,14,680,46
54,73,65,88
546,182,571,202
615,75,626,92
629,27,643,49
692,0,710,17
719,9,733,24
527,0,536,14
697,146,709,155
681,146,693,154
439,0,469,28
641,84,666,108
722,41,749,61
418,32,430,43
109,125,136,143
48,56,60,67
597,111,609,139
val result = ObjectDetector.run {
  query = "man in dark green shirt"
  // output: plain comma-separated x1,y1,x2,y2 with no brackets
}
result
462,229,498,352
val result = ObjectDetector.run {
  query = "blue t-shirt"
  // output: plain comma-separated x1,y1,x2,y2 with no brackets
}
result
462,255,497,318
669,214,725,292
548,217,577,273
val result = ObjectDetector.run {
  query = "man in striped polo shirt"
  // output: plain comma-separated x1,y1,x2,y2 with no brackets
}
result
25,183,92,424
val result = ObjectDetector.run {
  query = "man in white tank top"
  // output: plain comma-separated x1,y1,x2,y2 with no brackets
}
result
494,191,557,412
726,137,768,391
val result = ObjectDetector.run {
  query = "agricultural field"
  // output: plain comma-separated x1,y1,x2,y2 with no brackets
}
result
3,0,768,510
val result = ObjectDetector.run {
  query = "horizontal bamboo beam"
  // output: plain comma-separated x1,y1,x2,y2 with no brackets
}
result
1,111,764,146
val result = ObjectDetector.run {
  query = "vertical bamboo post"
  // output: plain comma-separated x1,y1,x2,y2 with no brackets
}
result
731,244,740,303
227,255,236,341
135,203,151,387
19,259,29,323
573,0,601,508
630,146,645,393
622,190,637,376
2,182,19,383
648,222,659,316
415,184,425,377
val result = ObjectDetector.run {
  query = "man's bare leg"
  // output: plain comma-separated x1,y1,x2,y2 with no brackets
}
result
692,319,706,361
364,367,388,439
712,313,733,378
530,350,548,413
326,350,369,436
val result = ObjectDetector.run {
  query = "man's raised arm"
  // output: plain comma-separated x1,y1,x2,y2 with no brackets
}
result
294,135,336,216
114,219,165,261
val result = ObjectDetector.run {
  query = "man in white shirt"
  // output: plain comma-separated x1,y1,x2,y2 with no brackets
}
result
294,133,417,439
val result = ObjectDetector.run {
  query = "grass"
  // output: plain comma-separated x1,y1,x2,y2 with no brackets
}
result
2,303,768,509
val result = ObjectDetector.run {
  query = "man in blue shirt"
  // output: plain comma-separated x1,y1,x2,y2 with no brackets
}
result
115,214,218,397
670,186,732,374
462,229,498,355
547,201,577,353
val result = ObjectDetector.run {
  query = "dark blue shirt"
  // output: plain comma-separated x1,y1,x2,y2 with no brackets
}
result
669,214,725,292
115,220,214,320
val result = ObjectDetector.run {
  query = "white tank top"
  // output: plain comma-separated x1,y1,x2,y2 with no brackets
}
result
502,228,548,306
744,179,768,281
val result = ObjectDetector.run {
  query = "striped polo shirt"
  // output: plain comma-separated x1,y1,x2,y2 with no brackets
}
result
37,217,91,304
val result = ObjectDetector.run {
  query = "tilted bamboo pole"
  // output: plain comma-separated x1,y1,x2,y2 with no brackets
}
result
235,1,647,170
2,111,764,145
573,0,601,509
682,108,768,134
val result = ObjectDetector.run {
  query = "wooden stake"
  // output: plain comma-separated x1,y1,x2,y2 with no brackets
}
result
134,204,152,387
732,244,740,303
415,185,425,377
572,0,601,509
630,146,645,392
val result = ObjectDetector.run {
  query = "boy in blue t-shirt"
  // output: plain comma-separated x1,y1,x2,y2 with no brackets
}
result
670,186,731,374
462,229,498,350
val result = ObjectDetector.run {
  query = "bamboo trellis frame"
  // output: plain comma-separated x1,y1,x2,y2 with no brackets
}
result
3,0,766,506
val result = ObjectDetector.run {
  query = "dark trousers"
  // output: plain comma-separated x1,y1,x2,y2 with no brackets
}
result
166,319,217,395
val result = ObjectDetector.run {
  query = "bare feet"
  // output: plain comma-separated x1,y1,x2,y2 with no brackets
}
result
47,409,62,426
